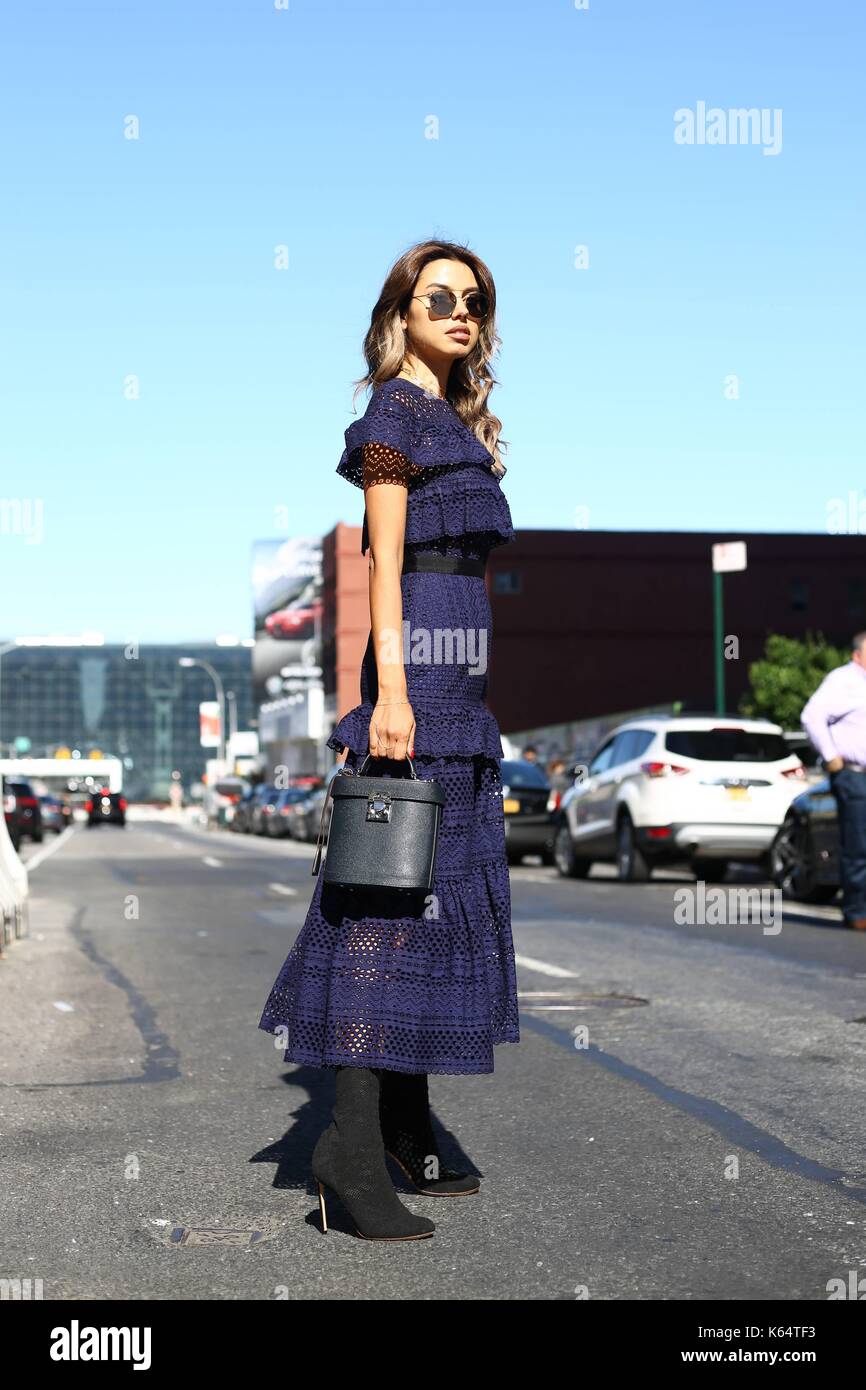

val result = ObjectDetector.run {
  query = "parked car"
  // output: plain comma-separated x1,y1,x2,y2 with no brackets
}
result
501,759,558,865
287,769,343,842
39,794,71,834
288,785,328,842
251,785,282,835
3,777,43,848
86,789,127,827
234,783,277,834
782,730,826,786
769,777,840,903
284,774,325,792
230,783,259,833
265,787,315,838
205,776,249,829
554,716,807,882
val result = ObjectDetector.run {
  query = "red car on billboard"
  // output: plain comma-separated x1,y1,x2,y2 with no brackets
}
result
264,597,323,641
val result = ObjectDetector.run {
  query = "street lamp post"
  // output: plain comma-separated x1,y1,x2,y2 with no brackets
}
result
225,690,238,742
178,657,226,765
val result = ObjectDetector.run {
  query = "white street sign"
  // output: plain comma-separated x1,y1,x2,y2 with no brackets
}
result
712,541,747,573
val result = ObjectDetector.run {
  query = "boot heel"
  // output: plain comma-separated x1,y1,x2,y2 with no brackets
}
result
310,1067,435,1240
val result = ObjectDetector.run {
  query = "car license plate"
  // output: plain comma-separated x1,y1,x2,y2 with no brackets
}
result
503,798,520,814
726,786,750,801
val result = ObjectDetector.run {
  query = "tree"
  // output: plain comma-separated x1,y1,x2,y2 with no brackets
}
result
739,632,849,730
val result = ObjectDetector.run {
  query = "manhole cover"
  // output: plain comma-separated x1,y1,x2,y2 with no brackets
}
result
170,1227,264,1248
145,1217,286,1248
518,991,648,1012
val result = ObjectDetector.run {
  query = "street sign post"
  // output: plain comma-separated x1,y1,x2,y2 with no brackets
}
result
711,542,748,714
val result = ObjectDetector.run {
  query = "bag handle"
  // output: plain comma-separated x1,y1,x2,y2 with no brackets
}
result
357,752,418,779
311,779,335,876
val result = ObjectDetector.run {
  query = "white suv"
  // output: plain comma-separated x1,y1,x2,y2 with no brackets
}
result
555,716,807,882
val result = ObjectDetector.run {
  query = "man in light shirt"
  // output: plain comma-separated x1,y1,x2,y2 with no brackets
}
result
801,632,866,930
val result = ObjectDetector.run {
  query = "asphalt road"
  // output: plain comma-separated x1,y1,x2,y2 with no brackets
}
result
1,812,864,1301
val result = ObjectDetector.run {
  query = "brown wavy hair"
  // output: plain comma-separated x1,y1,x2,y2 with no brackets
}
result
351,238,509,475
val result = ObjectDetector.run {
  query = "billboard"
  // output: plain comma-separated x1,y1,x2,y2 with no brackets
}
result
199,701,221,749
251,536,323,703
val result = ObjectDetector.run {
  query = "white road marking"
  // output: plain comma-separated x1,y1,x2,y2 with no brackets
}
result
518,1004,589,1011
202,857,223,868
519,990,581,997
515,953,579,978
53,1001,75,1012
269,883,297,896
779,901,843,922
23,827,75,871
158,822,315,857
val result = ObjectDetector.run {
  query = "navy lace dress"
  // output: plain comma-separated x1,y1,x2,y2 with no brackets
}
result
258,378,520,1074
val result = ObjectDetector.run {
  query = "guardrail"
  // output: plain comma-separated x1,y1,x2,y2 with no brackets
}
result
0,811,29,955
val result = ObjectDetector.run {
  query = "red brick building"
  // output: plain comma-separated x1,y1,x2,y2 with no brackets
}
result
323,526,866,741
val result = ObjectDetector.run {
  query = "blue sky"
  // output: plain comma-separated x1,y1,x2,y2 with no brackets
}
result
2,0,862,641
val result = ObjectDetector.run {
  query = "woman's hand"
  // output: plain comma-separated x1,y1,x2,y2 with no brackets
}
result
369,698,416,763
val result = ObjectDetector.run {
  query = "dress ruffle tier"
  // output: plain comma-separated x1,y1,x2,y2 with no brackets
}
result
327,697,505,762
403,462,514,549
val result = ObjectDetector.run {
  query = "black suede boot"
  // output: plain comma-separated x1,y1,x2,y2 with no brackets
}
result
311,1065,436,1240
379,1071,480,1196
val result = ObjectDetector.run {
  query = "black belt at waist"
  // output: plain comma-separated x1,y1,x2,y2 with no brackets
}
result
402,551,486,577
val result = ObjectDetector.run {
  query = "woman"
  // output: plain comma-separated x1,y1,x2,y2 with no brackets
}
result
258,239,519,1241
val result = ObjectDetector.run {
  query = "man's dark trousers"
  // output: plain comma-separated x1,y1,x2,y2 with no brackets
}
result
830,767,866,921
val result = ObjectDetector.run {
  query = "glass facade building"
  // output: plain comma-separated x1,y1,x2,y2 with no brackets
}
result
0,643,254,800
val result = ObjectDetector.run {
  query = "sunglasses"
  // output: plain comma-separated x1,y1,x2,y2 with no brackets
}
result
411,288,490,322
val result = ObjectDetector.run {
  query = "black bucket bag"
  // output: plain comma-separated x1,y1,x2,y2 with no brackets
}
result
312,754,445,892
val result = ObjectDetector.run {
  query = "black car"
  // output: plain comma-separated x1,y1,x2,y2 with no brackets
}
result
289,785,329,842
231,783,271,834
86,789,127,827
3,777,43,849
229,783,257,833
501,759,557,866
266,787,315,838
769,777,839,903
234,784,276,835
251,785,282,835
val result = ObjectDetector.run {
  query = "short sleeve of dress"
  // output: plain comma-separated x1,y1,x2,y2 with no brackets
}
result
336,383,423,491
